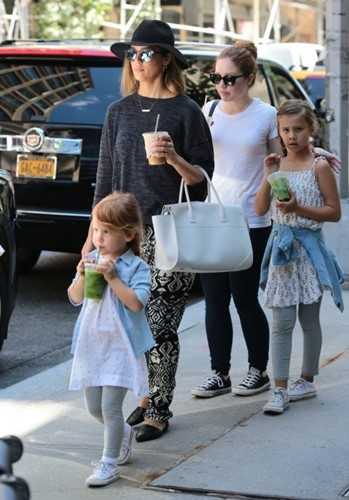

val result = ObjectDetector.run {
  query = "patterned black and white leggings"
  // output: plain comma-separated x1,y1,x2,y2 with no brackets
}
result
141,225,194,423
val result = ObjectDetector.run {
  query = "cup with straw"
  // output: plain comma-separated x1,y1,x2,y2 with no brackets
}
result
84,248,107,301
142,113,170,166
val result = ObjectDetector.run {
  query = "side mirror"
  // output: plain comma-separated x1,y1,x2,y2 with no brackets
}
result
314,98,335,123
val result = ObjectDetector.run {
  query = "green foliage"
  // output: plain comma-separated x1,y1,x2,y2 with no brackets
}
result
136,1,160,21
34,0,112,39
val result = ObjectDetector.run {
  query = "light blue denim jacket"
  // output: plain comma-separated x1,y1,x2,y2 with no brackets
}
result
260,224,344,312
70,249,155,357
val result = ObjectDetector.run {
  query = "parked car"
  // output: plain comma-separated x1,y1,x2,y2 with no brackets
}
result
0,169,17,351
0,40,319,272
290,68,325,107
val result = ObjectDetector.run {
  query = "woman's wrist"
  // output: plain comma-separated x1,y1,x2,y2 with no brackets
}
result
166,151,181,168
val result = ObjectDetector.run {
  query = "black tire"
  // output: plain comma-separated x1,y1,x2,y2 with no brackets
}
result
16,249,41,274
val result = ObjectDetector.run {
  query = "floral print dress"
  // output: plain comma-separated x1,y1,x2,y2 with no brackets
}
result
263,160,324,308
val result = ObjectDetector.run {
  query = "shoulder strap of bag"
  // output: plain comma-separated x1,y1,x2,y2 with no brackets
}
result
206,99,219,126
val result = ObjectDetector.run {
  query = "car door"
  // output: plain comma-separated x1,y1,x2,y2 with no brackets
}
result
262,61,312,106
250,64,273,104
263,61,325,145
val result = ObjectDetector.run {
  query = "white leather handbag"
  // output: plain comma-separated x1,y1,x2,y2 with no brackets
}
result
152,168,253,273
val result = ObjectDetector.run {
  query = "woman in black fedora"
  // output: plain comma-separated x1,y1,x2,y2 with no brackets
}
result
82,19,214,442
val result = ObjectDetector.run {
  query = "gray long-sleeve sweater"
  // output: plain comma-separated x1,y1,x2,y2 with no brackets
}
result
93,93,214,224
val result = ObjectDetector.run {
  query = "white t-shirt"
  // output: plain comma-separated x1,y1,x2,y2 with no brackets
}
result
202,98,278,228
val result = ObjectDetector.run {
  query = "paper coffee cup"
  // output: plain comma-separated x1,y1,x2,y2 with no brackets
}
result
84,262,106,300
142,131,169,166
267,171,290,201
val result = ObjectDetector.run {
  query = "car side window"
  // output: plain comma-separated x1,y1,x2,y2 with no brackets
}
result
184,55,217,107
266,64,305,105
250,66,271,104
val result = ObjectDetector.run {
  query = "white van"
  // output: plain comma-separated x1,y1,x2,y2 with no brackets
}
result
257,42,324,71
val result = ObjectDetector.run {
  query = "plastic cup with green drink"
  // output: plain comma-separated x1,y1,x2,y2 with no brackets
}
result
267,171,290,201
84,261,106,300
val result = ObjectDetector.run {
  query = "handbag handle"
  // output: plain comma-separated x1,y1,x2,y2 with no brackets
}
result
178,167,228,223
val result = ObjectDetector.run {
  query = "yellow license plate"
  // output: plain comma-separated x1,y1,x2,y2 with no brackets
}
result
16,155,57,179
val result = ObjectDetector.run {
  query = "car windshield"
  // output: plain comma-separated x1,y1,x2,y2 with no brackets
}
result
0,61,122,124
301,77,325,104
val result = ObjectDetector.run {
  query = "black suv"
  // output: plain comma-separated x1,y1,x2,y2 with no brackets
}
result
0,40,315,271
0,169,17,350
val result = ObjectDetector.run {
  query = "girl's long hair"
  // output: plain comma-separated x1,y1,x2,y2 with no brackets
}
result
92,192,143,256
121,48,185,97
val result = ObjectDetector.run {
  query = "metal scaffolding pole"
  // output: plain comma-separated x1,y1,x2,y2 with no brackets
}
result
119,0,161,39
214,0,237,44
326,0,349,198
253,0,260,43
262,0,280,42
0,0,29,41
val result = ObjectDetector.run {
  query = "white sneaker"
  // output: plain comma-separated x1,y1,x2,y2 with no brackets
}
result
118,424,134,465
263,388,289,415
86,461,120,487
288,378,317,401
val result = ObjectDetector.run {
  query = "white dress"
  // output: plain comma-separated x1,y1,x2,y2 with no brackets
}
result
263,165,324,308
69,286,148,397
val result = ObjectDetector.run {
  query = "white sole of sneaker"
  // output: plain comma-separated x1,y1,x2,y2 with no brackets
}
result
263,403,289,415
86,472,121,488
289,391,317,402
191,387,231,398
232,381,271,396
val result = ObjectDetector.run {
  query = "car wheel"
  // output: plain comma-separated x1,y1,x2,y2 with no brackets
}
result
16,249,41,274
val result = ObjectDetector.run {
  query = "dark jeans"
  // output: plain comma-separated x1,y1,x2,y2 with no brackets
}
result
200,226,271,374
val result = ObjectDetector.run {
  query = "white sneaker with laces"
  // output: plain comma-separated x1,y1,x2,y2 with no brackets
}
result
86,461,120,487
288,378,317,401
263,388,289,415
118,424,134,465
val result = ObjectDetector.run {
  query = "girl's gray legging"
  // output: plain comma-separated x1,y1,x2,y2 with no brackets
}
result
84,386,127,459
271,300,322,381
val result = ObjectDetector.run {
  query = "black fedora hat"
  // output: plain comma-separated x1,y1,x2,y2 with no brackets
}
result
110,20,188,69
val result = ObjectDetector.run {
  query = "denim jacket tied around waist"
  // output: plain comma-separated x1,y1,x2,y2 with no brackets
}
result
260,224,344,312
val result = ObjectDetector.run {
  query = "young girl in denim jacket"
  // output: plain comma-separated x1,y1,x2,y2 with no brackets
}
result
68,192,154,487
255,99,344,415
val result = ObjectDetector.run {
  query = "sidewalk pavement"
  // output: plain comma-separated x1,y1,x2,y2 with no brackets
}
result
1,289,349,500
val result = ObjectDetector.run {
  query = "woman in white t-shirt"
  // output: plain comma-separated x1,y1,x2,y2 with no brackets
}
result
192,42,280,399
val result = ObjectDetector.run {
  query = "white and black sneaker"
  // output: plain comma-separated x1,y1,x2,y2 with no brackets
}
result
191,373,231,398
232,367,271,396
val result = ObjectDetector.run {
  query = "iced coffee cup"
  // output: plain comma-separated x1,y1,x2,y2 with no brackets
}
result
267,171,290,201
84,262,106,300
142,131,169,165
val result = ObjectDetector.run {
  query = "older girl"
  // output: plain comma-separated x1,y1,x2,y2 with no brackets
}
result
256,100,343,415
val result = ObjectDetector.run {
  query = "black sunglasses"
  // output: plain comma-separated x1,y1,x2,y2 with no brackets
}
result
209,73,245,86
126,47,163,63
